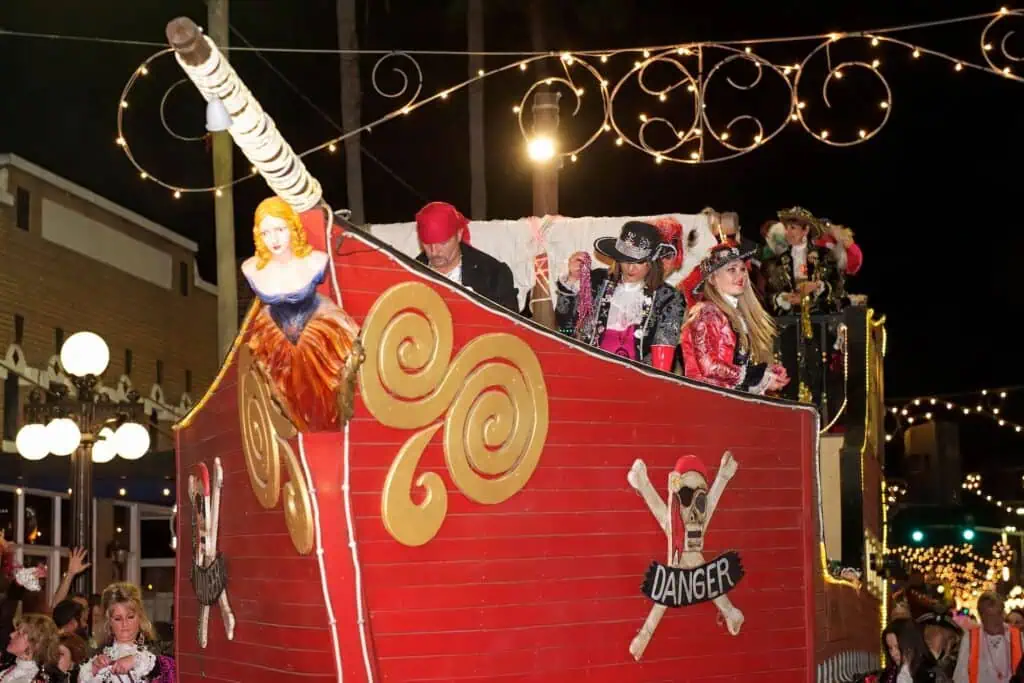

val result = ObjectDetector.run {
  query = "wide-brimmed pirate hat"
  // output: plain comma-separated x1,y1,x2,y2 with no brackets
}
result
693,240,757,293
916,611,962,635
778,206,824,238
594,221,673,264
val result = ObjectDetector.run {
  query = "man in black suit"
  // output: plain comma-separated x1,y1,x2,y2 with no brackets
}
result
414,201,519,312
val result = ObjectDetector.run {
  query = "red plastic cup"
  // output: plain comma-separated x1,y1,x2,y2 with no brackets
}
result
651,345,675,371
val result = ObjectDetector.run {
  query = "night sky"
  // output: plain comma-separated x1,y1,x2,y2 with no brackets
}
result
3,1,1023,447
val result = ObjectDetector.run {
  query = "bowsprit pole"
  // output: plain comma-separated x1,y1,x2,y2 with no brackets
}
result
165,17,323,214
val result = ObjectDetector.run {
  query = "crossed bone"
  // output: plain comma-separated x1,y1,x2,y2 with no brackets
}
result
626,451,744,661
190,457,236,647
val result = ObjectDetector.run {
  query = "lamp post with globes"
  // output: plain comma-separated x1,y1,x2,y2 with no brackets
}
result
14,331,151,594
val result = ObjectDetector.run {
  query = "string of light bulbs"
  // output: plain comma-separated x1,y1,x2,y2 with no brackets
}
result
885,388,1021,443
109,8,1024,198
890,542,1013,609
961,473,1024,519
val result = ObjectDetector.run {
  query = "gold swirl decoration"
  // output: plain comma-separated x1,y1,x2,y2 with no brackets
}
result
359,282,550,547
237,345,314,555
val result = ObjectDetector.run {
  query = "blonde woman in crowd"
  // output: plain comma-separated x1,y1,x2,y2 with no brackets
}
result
79,584,174,683
1,613,59,683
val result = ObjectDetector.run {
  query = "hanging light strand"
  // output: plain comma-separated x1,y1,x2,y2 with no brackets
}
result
885,388,1020,442
110,9,1024,199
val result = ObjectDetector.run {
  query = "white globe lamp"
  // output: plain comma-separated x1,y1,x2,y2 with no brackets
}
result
114,422,150,460
15,424,50,461
60,331,110,378
45,418,82,456
91,427,117,464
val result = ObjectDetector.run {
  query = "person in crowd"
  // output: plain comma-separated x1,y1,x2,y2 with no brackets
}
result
680,240,789,394
242,196,361,431
2,613,59,683
1008,610,1024,629
79,583,173,683
52,600,85,637
919,612,962,681
894,616,947,682
555,221,684,371
50,632,89,682
0,533,48,660
414,201,519,311
954,592,1022,683
873,619,908,683
47,549,90,618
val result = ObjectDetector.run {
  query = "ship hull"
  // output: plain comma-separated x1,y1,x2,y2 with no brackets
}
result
174,228,880,682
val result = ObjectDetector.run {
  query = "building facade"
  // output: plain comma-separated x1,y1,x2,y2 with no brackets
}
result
0,154,217,598
0,154,219,456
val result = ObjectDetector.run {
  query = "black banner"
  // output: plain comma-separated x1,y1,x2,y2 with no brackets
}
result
640,551,745,608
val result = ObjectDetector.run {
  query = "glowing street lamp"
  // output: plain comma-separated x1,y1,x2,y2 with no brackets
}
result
14,331,150,593
527,135,557,163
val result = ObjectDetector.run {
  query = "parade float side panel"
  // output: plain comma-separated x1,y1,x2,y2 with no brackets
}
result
174,227,822,683
811,310,886,678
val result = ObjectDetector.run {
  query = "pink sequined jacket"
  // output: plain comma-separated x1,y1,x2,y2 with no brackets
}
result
681,303,772,394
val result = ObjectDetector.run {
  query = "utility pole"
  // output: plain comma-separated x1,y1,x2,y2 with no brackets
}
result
529,90,560,329
467,0,487,220
208,0,238,360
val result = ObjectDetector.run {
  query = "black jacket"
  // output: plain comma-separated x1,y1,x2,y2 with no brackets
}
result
416,243,519,312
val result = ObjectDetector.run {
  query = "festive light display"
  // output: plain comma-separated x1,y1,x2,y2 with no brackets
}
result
961,473,1024,518
100,9,1024,198
890,542,1013,609
885,387,1022,443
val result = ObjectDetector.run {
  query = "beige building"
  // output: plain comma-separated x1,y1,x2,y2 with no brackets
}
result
0,154,219,604
0,154,219,454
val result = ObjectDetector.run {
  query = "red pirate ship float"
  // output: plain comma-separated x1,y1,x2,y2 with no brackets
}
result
165,17,888,683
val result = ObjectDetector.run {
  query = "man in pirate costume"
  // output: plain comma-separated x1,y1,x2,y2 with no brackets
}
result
760,206,850,403
555,221,684,371
414,201,519,312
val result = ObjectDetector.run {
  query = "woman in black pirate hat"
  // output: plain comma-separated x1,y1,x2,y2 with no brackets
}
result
555,221,684,370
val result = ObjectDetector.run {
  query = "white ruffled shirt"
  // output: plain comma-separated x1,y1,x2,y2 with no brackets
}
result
79,642,157,683
605,281,647,332
0,659,40,683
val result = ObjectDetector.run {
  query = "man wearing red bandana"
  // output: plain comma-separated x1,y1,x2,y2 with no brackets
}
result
413,201,519,311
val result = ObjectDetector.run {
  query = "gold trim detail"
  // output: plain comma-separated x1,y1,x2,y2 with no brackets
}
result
359,282,550,547
238,344,314,555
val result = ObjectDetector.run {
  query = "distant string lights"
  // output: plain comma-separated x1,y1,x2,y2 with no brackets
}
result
97,8,1024,199
890,542,1013,609
962,473,1024,518
885,386,1022,443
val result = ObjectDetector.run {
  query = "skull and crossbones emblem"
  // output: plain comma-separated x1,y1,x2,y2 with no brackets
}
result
188,458,236,647
626,451,744,661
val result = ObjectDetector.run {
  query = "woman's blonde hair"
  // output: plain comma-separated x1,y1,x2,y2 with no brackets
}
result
97,583,156,645
699,271,777,364
13,613,59,665
253,196,312,269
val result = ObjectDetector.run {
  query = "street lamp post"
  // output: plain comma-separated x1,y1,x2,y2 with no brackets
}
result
14,332,151,595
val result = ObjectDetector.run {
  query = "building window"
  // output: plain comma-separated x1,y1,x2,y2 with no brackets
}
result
156,360,164,385
179,262,189,296
125,349,133,376
184,370,192,394
15,188,30,231
54,327,64,353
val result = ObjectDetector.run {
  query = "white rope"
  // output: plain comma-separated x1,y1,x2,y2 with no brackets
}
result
343,421,375,682
296,434,345,682
174,36,322,212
